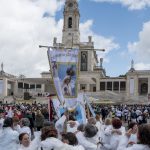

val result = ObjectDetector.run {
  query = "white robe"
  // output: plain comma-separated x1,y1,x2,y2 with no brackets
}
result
72,145,85,150
76,131,98,150
0,118,4,129
117,136,150,150
102,126,125,150
18,135,40,150
0,127,19,150
0,118,4,134
100,125,112,145
19,126,31,139
14,124,21,132
96,121,103,131
40,137,76,150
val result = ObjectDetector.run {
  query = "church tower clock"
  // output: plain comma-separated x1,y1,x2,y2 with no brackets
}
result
62,0,80,48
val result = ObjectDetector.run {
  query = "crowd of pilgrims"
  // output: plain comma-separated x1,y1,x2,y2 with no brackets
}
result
0,103,150,150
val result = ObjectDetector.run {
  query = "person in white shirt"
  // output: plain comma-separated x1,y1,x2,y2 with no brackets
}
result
127,122,138,147
95,114,103,131
18,133,40,150
40,126,75,150
55,112,79,138
0,117,19,150
117,124,150,150
116,109,122,119
101,118,112,147
13,116,21,132
61,132,85,150
0,112,4,131
76,123,103,150
19,118,31,139
6,107,14,118
102,118,125,150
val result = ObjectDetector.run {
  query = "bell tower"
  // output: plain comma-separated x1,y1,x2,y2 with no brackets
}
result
62,0,80,48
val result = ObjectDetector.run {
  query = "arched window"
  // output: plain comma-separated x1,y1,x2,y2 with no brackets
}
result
68,17,72,28
80,51,88,71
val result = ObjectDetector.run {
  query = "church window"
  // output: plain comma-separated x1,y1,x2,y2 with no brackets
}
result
100,82,105,91
107,82,112,90
36,84,41,89
113,82,119,91
80,84,86,90
24,83,29,89
68,17,72,28
120,81,126,91
30,84,35,89
68,3,73,8
80,51,88,71
18,82,23,89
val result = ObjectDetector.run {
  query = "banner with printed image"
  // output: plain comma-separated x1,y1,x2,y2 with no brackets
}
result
52,93,86,124
47,49,79,109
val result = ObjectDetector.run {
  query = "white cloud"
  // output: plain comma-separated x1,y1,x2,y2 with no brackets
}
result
128,21,150,70
0,0,118,77
135,63,150,70
92,0,150,10
128,21,150,63
0,0,64,77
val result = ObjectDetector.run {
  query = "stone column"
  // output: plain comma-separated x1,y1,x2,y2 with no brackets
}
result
35,84,36,92
112,81,114,91
13,81,18,96
126,76,130,97
87,84,90,92
96,78,100,92
134,76,139,96
41,84,45,93
3,78,8,96
23,82,25,93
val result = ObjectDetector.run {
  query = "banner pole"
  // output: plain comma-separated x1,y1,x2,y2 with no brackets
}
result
48,96,53,121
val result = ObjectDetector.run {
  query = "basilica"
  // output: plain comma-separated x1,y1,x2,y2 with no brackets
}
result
0,0,150,104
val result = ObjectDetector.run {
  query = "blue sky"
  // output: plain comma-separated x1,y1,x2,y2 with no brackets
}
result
0,0,150,77
85,0,150,76
56,0,150,76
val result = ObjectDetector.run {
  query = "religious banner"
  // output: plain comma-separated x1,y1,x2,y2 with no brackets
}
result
52,97,66,118
47,48,79,109
76,93,86,124
51,93,86,124
84,94,96,118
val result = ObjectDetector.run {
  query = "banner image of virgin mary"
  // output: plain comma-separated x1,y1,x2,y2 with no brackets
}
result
58,64,77,98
